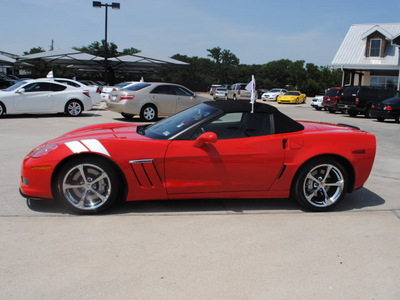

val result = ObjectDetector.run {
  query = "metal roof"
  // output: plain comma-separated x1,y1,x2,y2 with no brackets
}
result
331,23,400,70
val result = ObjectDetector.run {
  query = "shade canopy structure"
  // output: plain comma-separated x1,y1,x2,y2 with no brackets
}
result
0,54,16,65
18,49,189,75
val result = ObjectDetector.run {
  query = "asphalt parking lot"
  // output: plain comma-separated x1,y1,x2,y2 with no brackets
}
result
1,96,399,299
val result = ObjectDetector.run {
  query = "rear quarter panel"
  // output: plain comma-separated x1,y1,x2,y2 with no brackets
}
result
269,124,376,193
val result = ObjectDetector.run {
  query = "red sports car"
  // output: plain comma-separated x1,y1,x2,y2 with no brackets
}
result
20,101,376,214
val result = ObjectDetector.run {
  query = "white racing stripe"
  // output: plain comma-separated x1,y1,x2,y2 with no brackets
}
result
65,139,110,157
65,141,88,153
81,139,110,156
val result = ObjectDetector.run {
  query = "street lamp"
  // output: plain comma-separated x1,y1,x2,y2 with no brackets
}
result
92,1,120,84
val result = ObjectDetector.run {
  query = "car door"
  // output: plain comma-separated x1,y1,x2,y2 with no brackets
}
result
173,85,201,112
13,82,54,112
149,85,178,115
164,112,285,195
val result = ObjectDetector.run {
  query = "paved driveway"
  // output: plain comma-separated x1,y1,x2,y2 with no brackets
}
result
1,100,399,299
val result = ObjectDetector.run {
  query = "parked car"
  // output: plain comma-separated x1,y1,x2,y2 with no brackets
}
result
20,100,376,214
277,91,306,104
227,83,252,100
107,82,209,121
322,87,344,113
371,97,400,123
41,77,101,105
213,87,227,100
208,84,221,95
257,89,269,99
0,77,15,89
261,89,288,101
101,81,138,102
310,95,324,110
0,80,93,117
337,86,397,117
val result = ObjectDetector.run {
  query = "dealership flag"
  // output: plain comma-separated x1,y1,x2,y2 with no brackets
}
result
245,75,256,112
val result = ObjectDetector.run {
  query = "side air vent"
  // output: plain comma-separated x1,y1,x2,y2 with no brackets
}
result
129,159,163,188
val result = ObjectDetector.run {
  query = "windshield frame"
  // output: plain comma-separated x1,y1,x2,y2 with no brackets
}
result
138,103,222,140
3,81,27,92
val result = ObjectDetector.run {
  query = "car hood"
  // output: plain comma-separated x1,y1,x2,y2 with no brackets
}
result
49,123,148,144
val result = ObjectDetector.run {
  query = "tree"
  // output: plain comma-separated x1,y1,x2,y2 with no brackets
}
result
207,47,240,83
74,40,140,57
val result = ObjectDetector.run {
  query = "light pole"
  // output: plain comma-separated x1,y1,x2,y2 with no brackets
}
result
92,1,120,84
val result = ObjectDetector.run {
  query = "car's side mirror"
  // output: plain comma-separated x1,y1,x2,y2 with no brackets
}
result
193,132,217,148
17,88,25,94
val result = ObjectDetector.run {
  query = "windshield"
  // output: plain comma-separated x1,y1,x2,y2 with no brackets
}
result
115,82,134,88
139,103,221,140
3,81,27,91
270,89,280,93
325,88,341,96
123,83,150,91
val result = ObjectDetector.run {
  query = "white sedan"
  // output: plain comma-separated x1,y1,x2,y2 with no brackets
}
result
107,82,209,121
262,89,288,101
0,80,93,117
40,78,102,105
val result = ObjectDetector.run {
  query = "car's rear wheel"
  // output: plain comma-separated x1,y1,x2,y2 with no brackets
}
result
140,104,157,122
65,100,83,117
0,102,5,117
364,106,372,118
377,118,385,122
315,107,322,111
291,158,348,211
121,112,134,119
55,157,120,214
395,115,400,123
329,109,335,114
233,95,237,101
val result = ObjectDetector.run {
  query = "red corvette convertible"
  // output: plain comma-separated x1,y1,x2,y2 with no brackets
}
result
20,101,376,214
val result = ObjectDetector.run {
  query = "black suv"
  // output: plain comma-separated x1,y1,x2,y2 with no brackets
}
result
338,86,397,117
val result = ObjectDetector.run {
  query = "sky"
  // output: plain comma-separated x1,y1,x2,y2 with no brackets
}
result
2,0,400,66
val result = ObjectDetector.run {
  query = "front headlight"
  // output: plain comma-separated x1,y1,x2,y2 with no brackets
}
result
30,144,59,158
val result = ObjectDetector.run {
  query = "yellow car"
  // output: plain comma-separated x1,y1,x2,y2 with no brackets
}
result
277,91,306,104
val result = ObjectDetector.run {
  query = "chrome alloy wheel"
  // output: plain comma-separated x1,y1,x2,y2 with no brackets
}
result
302,163,344,208
67,101,82,116
62,163,111,210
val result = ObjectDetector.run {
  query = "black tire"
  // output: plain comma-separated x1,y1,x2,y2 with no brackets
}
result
395,115,400,123
224,95,228,100
0,102,5,117
315,107,322,111
65,100,83,117
377,118,385,122
140,104,157,122
364,106,372,118
348,110,357,117
233,95,237,101
55,156,120,214
291,158,348,212
296,98,299,104
329,109,335,114
121,112,134,119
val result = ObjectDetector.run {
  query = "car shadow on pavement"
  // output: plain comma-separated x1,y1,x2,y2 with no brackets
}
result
26,187,385,215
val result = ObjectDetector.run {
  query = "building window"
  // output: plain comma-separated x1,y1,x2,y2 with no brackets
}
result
370,39,382,57
370,76,398,89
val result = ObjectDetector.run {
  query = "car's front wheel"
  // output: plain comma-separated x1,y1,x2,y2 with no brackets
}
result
140,104,157,121
0,102,5,117
291,158,348,211
65,100,83,117
55,156,120,214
